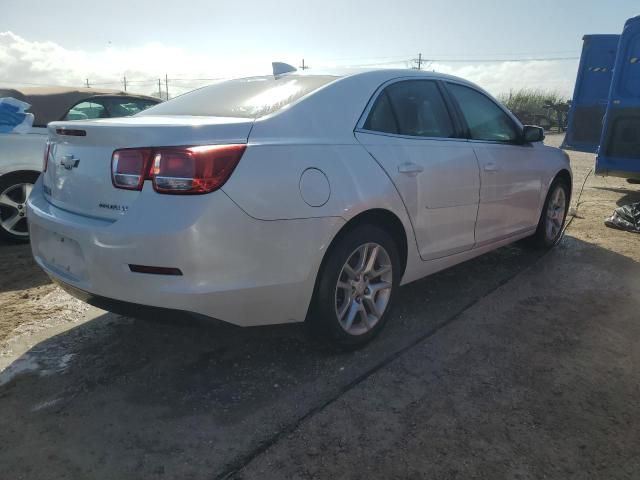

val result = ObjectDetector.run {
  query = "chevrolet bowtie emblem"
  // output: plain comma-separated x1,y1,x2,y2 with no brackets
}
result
60,155,80,170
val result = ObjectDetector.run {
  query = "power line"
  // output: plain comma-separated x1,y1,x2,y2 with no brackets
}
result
319,49,579,63
426,56,580,63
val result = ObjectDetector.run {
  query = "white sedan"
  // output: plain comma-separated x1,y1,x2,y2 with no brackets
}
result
27,69,571,347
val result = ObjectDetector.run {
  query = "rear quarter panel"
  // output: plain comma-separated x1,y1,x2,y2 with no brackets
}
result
221,141,424,284
0,128,47,176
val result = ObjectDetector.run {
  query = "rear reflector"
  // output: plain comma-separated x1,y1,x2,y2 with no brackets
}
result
43,141,51,172
111,144,246,194
56,128,87,136
129,264,183,276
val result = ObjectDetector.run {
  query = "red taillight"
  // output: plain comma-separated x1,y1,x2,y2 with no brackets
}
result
111,144,246,194
112,149,152,190
43,142,51,172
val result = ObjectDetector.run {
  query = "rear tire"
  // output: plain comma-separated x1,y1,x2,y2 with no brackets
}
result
309,224,401,349
528,178,570,248
0,171,39,243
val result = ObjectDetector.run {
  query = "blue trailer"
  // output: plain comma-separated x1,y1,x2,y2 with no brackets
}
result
563,16,640,180
597,16,640,180
562,34,619,153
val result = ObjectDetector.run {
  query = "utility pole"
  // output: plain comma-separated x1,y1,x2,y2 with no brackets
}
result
123,75,127,92
165,74,169,100
85,78,90,88
158,78,162,99
415,53,423,70
299,59,309,70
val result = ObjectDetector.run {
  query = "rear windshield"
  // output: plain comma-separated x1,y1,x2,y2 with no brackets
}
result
139,75,339,119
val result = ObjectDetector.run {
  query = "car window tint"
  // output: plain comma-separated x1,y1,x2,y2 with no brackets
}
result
447,83,519,142
64,101,107,120
364,91,398,134
384,80,454,138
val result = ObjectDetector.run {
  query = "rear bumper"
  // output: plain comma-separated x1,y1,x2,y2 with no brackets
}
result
51,276,229,325
27,177,344,326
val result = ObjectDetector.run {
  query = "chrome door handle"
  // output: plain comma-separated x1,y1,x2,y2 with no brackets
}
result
398,162,424,176
484,162,499,172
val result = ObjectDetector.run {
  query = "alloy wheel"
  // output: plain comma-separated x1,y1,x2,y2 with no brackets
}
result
0,182,32,238
334,242,393,336
545,185,566,242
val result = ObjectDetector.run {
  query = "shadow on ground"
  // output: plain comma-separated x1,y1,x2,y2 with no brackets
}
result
591,185,640,206
0,237,634,479
0,240,51,293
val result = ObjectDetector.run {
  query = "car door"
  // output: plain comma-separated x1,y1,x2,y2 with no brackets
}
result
355,79,481,261
445,82,544,246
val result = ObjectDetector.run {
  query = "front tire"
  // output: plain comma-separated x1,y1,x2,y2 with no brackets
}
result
0,171,39,243
529,178,570,248
309,224,401,349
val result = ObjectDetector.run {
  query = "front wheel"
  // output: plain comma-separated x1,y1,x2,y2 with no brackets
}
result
528,178,570,248
309,224,401,349
0,172,39,242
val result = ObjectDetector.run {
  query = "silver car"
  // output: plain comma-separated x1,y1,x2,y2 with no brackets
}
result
27,69,571,347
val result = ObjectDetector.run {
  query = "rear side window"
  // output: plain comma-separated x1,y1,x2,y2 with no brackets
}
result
139,75,339,119
447,83,519,142
364,91,397,134
364,80,454,138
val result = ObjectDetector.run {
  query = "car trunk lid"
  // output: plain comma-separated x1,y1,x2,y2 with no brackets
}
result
43,115,253,220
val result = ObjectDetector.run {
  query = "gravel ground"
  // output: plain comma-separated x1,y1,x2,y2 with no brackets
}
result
0,134,639,479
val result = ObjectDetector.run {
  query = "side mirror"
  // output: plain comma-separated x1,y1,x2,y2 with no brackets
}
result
522,125,545,143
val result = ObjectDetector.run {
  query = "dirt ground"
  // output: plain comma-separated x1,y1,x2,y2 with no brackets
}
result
0,134,639,479
0,244,88,346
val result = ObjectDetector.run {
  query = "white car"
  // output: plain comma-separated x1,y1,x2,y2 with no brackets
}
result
27,69,571,347
0,87,159,241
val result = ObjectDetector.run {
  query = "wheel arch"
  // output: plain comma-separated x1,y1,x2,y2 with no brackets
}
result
305,207,409,324
554,168,573,200
0,169,42,183
315,208,409,290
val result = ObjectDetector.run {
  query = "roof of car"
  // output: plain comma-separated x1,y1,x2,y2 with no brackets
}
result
288,68,470,82
0,86,160,127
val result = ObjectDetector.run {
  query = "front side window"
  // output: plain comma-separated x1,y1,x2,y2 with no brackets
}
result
364,80,454,138
447,83,519,142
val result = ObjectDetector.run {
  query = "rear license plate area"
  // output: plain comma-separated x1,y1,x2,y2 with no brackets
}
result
35,228,88,282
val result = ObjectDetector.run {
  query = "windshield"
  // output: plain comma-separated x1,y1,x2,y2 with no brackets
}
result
138,75,339,119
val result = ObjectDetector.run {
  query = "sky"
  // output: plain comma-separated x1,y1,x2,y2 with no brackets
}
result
0,0,637,98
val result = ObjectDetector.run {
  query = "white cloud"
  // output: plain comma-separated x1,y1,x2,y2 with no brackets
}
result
432,60,578,98
0,31,577,99
0,31,269,97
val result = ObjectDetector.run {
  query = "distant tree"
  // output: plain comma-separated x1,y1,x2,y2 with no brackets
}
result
497,88,566,113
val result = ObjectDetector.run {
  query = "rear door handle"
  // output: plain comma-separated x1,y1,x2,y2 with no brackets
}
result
398,162,424,176
484,162,499,172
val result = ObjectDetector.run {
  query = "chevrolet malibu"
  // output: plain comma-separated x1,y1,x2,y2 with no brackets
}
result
27,69,571,347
